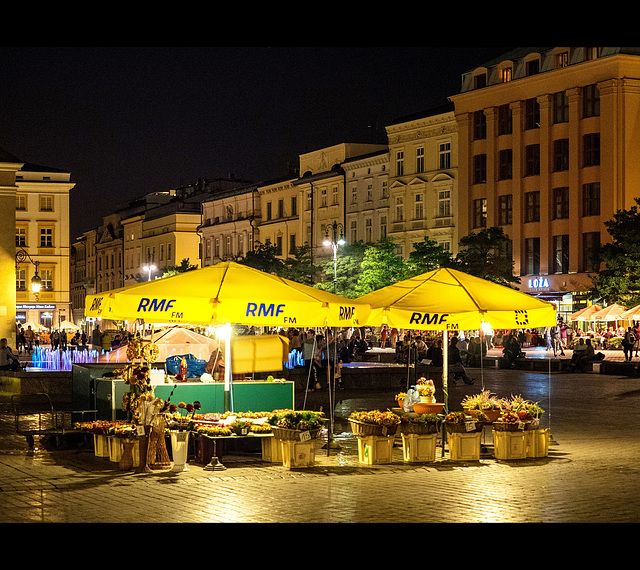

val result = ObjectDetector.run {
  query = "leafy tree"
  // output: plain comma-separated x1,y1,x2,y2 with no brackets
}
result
159,258,198,278
590,198,640,307
315,241,367,297
456,226,520,286
238,241,285,274
354,237,407,296
406,236,455,277
281,244,316,286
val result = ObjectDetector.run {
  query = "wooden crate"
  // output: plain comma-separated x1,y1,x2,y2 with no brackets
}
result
261,436,282,463
447,431,481,461
524,428,549,458
357,435,395,465
281,440,315,468
401,433,437,463
493,429,527,460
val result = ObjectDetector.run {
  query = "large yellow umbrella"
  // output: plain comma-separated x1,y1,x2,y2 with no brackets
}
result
357,267,558,410
619,304,640,322
85,261,370,328
569,305,602,321
589,303,627,324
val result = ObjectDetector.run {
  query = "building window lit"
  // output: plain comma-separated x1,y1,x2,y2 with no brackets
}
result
582,182,600,216
40,227,53,247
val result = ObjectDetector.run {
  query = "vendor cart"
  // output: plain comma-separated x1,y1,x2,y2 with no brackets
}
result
11,392,96,449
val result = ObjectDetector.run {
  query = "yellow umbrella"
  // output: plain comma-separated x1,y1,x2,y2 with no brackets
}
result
620,304,640,322
589,303,627,322
357,267,558,411
85,261,370,328
358,267,557,331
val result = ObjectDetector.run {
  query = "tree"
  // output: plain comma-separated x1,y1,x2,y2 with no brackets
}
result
280,244,316,286
238,241,285,274
159,258,198,278
354,237,407,296
456,226,520,286
315,241,367,297
406,236,455,277
590,198,640,307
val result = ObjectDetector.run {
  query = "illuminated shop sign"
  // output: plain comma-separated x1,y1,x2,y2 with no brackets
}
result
527,277,550,289
16,304,56,310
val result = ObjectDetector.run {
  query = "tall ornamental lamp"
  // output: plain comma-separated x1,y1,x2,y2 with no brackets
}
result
16,246,42,300
323,221,346,294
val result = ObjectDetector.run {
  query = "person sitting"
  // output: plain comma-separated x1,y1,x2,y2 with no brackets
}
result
501,333,522,368
0,338,21,371
426,339,443,366
571,337,595,372
448,337,474,385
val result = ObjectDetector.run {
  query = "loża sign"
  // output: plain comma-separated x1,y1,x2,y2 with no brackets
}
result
527,276,550,289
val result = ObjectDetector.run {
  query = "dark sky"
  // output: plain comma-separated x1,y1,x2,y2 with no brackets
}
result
0,46,512,239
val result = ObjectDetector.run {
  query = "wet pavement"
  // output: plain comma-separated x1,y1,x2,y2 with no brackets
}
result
2,346,640,523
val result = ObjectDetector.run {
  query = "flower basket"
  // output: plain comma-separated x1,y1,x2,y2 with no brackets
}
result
492,420,528,431
271,426,322,441
399,422,438,435
445,421,484,434
413,402,444,415
349,419,398,437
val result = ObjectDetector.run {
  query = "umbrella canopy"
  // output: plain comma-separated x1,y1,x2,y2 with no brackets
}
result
357,267,557,331
58,320,80,330
620,304,640,322
85,261,370,328
589,303,627,322
569,305,602,321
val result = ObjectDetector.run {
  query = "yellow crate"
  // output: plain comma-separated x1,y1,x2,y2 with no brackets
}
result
524,428,549,458
93,434,110,457
493,429,527,460
401,433,437,463
357,435,395,465
281,440,315,469
447,431,481,461
108,436,123,463
261,436,283,463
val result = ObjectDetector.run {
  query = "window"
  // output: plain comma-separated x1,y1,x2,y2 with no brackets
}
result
40,268,53,291
439,142,451,169
16,227,26,247
16,268,26,291
276,236,283,256
473,110,486,140
498,104,512,135
498,194,513,225
332,186,338,205
555,51,569,69
582,232,600,272
365,218,372,243
583,84,600,118
473,198,487,228
278,199,284,218
40,227,53,248
553,91,569,123
238,235,245,255
553,187,569,219
414,193,424,219
16,195,26,210
553,139,569,171
395,196,404,222
438,190,451,217
266,202,272,220
366,184,373,201
167,243,172,260
380,216,387,239
396,151,404,176
474,73,486,89
525,144,540,176
526,59,539,76
552,235,570,274
500,66,512,82
350,220,357,243
291,196,297,216
416,147,425,172
525,98,540,129
351,186,357,204
583,133,600,167
39,195,53,211
582,182,600,216
320,188,327,207
289,234,296,253
307,190,312,210
525,191,540,223
473,154,487,184
524,237,540,275
498,149,512,180
381,180,388,198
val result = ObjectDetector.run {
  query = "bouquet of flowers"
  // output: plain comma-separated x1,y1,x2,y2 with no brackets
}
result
416,377,436,399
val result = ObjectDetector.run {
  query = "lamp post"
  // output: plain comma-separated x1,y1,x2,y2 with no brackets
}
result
142,264,156,281
323,221,346,294
16,246,42,299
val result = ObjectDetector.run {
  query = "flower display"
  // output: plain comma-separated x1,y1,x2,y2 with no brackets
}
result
268,410,324,431
400,412,441,426
461,390,501,411
349,410,400,427
416,378,435,398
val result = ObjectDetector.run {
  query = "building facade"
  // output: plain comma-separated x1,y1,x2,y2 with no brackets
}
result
15,162,74,329
450,47,640,317
385,103,459,258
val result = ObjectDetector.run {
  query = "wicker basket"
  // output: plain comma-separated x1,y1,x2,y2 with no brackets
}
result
271,427,322,441
399,422,439,435
492,421,527,432
445,421,484,434
349,419,398,437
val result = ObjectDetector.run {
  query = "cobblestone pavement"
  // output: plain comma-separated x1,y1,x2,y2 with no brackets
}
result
2,347,640,523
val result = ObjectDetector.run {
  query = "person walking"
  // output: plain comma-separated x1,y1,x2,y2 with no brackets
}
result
623,327,636,362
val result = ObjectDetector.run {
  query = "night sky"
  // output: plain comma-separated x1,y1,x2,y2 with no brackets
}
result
0,46,512,239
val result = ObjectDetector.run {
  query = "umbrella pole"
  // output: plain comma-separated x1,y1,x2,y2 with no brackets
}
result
442,330,449,458
223,323,232,413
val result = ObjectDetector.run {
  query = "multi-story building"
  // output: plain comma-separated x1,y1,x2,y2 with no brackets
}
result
199,182,259,266
450,47,640,317
385,102,459,258
255,176,299,258
15,161,74,329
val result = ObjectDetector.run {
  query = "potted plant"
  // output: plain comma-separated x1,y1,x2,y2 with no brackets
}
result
395,392,407,409
416,377,436,402
443,411,483,433
348,410,401,437
398,412,442,435
461,390,502,423
267,410,324,440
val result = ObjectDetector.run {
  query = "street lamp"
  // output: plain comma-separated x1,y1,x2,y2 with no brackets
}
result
16,246,42,297
323,221,346,294
142,264,156,281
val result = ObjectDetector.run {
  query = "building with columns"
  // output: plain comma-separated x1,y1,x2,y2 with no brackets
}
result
450,47,640,318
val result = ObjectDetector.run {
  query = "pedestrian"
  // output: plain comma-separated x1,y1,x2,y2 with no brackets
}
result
389,327,398,349
16,326,25,355
634,321,640,357
23,325,35,354
448,337,474,385
380,325,387,348
551,322,565,357
302,330,316,391
623,327,636,362
0,338,21,371
559,318,569,350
